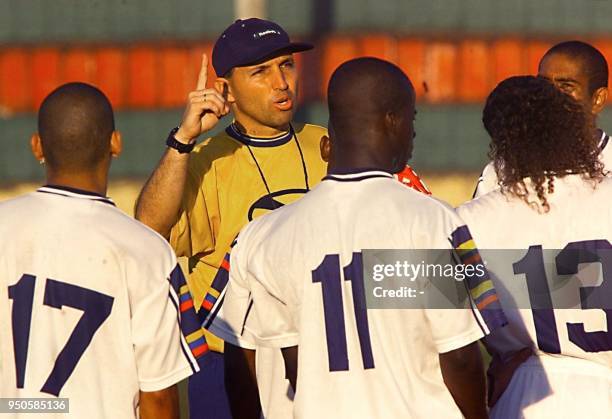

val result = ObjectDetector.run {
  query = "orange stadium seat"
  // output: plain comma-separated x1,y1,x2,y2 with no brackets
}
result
63,49,96,85
188,43,215,90
127,46,158,108
491,39,525,85
526,41,552,75
423,42,457,103
397,39,426,100
0,49,31,112
95,48,126,109
4,36,612,113
321,36,360,98
160,47,191,108
360,35,398,63
458,40,491,102
32,48,61,110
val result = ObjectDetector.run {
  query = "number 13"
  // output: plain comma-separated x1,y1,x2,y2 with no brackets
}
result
513,240,612,353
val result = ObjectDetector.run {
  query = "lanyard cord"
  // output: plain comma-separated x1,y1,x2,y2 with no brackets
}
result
243,123,310,195
293,124,311,191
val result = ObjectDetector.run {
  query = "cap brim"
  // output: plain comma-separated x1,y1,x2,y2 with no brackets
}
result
285,42,314,53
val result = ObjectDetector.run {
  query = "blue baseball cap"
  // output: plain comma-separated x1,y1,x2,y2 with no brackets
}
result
212,18,313,77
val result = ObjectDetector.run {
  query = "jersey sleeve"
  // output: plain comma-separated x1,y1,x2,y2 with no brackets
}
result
129,256,203,392
242,273,299,349
206,233,259,350
449,223,508,334
206,230,299,350
424,309,486,353
472,161,499,198
169,158,216,259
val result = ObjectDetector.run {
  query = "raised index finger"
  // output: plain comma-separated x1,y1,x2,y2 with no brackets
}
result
196,53,208,90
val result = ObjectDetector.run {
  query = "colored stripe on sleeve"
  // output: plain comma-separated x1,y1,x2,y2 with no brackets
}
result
169,264,209,365
199,253,231,323
451,225,507,332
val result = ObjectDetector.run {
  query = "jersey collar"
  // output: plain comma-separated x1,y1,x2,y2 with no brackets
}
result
226,123,293,148
598,129,609,152
323,168,394,182
37,185,116,206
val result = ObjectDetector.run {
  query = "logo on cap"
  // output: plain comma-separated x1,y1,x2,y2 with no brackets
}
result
253,29,281,39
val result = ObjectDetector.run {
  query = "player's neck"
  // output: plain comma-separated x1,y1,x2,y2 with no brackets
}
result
328,150,396,174
328,160,395,175
233,119,290,138
45,170,108,196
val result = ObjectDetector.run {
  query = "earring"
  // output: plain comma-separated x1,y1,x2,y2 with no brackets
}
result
39,158,45,165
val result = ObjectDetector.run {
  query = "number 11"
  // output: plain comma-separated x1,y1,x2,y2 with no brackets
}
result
312,253,375,372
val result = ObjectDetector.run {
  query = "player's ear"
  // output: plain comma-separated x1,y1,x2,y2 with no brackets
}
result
215,78,235,104
30,133,45,163
384,110,398,136
110,131,122,158
592,87,608,115
320,135,331,163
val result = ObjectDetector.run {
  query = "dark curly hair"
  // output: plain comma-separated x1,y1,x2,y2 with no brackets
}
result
483,75,603,212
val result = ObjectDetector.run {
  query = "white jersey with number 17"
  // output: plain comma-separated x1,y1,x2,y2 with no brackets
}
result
0,186,206,418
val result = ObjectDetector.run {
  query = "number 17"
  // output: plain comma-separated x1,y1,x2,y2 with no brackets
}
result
9,274,114,396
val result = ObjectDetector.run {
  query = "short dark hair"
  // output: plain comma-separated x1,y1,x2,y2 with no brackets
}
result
328,57,414,138
483,75,603,211
38,82,115,172
542,40,609,94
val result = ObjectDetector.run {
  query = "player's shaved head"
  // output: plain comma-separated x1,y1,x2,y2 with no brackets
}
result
38,82,115,172
328,57,414,138
541,41,608,94
326,57,416,173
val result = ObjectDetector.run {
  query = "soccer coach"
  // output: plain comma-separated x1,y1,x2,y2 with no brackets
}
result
135,18,327,418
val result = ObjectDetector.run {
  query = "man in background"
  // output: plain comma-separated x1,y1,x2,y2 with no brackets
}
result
135,18,327,418
474,40,609,197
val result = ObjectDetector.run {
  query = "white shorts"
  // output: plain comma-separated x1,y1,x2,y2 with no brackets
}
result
491,355,612,419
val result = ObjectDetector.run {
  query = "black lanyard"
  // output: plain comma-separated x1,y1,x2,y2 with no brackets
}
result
242,123,310,195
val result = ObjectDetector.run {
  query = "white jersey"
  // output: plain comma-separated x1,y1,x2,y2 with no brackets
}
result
457,175,612,418
473,130,611,198
209,170,506,419
0,186,205,418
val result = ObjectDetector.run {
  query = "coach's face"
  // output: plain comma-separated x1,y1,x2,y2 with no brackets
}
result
222,54,298,135
538,53,594,113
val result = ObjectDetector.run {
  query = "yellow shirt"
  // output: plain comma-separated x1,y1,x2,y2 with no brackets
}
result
170,122,327,352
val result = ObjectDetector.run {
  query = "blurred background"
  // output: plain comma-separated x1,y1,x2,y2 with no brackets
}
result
1,0,612,208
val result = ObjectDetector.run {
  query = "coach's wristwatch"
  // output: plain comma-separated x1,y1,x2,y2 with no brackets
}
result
166,127,195,154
